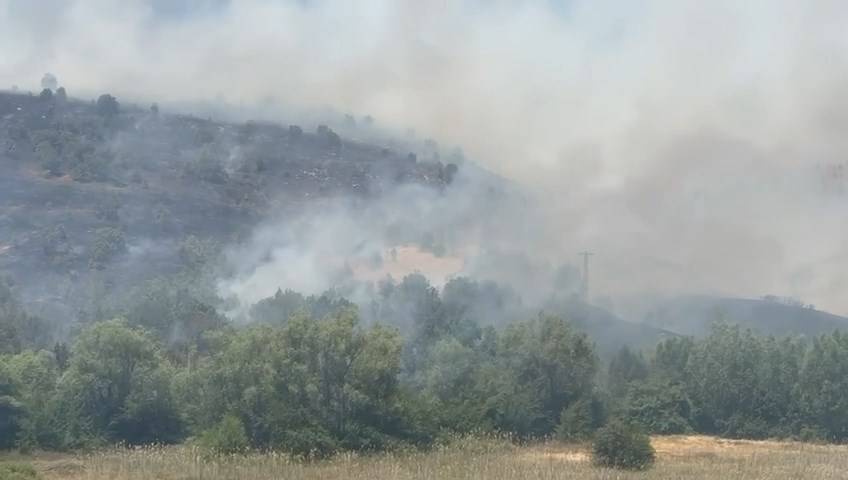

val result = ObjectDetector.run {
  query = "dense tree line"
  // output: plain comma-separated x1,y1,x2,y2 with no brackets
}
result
609,324,848,442
3,270,848,453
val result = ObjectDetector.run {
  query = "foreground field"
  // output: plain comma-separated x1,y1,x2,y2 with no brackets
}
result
4,435,848,480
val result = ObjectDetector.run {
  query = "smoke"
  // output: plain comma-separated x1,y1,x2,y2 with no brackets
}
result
4,0,848,314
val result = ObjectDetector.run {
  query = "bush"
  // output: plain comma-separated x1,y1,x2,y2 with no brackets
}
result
89,227,127,269
198,415,249,454
592,419,655,470
0,463,40,480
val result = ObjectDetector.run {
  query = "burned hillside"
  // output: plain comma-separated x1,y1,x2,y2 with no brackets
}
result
0,89,460,329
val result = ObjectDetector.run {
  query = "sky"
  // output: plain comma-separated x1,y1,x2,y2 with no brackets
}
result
3,0,848,314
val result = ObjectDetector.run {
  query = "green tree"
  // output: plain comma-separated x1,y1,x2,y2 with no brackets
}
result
179,308,407,454
493,314,597,435
556,395,605,441
607,346,649,398
125,277,226,352
57,320,182,446
622,379,692,434
798,332,848,441
652,336,694,382
0,279,49,354
417,337,489,433
684,322,796,438
89,227,127,269
250,289,306,324
0,365,23,449
2,351,61,449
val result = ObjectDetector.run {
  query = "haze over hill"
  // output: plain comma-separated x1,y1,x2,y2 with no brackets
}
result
0,87,671,356
4,0,848,316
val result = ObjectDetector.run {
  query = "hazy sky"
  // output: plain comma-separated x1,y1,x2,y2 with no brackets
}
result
4,1,848,314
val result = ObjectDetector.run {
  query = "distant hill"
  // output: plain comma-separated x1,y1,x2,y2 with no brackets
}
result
546,299,678,357
640,295,848,338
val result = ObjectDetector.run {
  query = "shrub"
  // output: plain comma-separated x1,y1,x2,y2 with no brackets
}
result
199,415,249,454
0,463,40,480
89,227,127,269
592,419,655,470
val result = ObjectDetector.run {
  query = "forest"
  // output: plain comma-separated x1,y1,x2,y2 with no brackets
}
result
3,261,848,456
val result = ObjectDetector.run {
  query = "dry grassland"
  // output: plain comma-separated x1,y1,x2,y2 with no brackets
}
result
3,435,847,480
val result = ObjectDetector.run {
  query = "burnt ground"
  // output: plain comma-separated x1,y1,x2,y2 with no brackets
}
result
0,90,465,329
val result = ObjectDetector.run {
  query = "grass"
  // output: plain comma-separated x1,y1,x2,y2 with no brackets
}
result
3,435,848,479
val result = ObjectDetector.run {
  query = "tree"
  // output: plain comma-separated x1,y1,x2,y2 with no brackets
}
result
96,94,119,117
683,322,797,438
652,336,694,382
278,309,405,451
289,125,303,139
622,379,692,434
0,279,50,354
89,227,127,269
494,314,598,435
374,274,445,373
42,225,73,268
607,346,649,397
0,365,23,449
179,308,406,455
443,163,459,183
55,87,67,102
56,320,183,445
178,235,219,272
556,395,605,441
417,338,489,432
125,277,226,352
2,351,61,449
249,288,306,324
798,332,848,441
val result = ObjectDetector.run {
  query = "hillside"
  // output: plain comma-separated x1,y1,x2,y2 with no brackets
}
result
4,90,838,354
562,300,678,356
0,90,463,323
640,295,848,338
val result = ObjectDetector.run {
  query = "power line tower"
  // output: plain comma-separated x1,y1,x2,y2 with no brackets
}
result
578,251,593,302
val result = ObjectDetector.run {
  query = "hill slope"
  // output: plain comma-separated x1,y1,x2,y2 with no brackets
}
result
0,90,460,325
640,295,848,338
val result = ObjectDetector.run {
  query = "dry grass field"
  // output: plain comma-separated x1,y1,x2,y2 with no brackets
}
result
3,435,848,480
